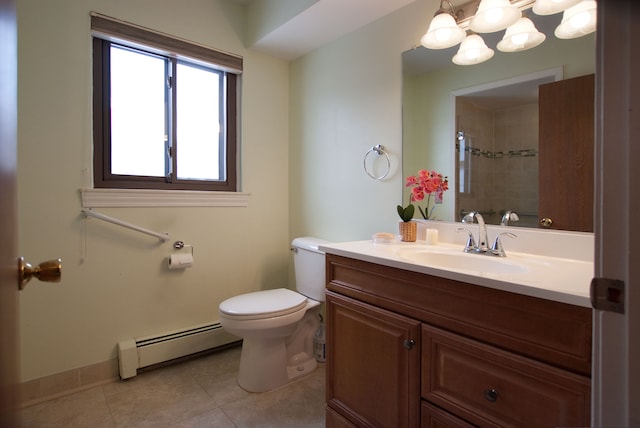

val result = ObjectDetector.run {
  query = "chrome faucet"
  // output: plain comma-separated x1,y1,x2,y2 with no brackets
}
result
462,211,489,252
461,211,516,257
501,210,520,227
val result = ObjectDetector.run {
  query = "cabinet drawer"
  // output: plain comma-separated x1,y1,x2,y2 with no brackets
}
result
421,401,477,428
422,325,590,428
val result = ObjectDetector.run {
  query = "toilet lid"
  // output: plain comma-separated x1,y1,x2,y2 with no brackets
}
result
219,288,308,320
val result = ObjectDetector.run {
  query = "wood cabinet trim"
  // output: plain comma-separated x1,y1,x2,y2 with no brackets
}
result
326,254,592,375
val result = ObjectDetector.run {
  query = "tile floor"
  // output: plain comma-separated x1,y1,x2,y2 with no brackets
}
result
20,345,326,428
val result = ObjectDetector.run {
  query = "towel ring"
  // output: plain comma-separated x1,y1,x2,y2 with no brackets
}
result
363,144,391,180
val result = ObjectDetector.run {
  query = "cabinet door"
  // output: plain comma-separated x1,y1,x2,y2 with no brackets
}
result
538,73,594,232
326,291,421,428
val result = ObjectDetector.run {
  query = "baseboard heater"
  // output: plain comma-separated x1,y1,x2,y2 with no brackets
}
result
117,322,240,379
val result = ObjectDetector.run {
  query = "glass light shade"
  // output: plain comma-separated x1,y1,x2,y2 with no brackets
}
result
532,0,582,15
470,0,521,33
452,34,494,65
421,12,466,49
497,17,546,52
555,0,597,39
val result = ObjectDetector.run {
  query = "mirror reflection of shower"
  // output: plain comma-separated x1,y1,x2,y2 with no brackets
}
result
455,97,540,228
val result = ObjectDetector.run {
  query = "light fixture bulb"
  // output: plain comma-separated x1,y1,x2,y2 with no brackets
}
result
470,0,521,33
512,33,530,45
421,11,466,49
484,7,504,24
435,27,453,42
532,0,582,15
497,17,546,52
555,0,596,39
452,34,494,65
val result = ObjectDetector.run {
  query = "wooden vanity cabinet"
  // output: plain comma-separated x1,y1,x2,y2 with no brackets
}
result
325,254,592,428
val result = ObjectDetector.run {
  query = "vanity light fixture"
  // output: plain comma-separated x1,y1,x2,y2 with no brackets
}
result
554,0,597,39
453,34,495,65
421,0,467,49
470,0,521,33
420,0,597,65
497,16,546,52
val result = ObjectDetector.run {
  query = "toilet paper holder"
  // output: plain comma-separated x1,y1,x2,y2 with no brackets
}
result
168,241,194,270
173,240,193,255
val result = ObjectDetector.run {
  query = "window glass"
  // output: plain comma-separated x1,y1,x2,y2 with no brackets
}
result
176,62,223,181
110,45,166,177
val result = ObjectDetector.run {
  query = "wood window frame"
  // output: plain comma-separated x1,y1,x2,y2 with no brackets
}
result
91,13,242,192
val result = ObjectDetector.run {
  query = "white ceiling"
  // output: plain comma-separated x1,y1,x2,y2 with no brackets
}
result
230,0,416,60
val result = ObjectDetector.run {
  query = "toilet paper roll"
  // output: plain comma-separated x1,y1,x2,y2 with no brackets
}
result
168,253,193,269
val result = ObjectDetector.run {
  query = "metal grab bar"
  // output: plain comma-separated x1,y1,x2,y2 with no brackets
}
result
82,209,170,243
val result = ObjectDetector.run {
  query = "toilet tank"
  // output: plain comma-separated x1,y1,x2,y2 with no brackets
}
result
291,237,330,302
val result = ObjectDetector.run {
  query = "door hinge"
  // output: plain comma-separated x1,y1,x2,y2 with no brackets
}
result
590,277,625,314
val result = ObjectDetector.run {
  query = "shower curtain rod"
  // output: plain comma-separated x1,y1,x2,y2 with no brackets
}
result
82,209,170,242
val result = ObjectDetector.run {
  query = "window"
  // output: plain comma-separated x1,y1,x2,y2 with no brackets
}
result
91,14,241,191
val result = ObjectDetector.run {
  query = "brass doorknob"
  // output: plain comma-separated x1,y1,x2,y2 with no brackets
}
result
18,257,62,290
539,217,553,228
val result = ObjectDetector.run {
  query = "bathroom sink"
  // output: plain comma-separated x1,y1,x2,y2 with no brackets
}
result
395,248,529,274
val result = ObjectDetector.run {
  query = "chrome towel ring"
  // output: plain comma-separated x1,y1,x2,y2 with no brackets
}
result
363,144,391,180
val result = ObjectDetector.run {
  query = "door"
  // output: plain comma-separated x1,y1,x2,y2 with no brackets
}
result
538,74,595,232
593,1,640,426
0,0,18,425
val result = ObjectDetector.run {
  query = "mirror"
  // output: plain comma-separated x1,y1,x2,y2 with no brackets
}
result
402,11,595,229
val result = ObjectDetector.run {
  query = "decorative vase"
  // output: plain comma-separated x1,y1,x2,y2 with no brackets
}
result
399,221,417,242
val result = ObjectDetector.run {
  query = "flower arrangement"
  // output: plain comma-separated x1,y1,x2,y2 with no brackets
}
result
398,169,449,221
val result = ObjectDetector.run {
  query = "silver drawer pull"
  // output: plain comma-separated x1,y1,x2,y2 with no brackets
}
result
484,388,499,403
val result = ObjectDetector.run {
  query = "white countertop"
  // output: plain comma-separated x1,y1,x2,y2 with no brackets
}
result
320,239,594,308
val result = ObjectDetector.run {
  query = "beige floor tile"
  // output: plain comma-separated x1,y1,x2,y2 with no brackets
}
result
20,387,115,428
104,376,218,427
20,345,326,428
175,407,237,428
221,365,326,428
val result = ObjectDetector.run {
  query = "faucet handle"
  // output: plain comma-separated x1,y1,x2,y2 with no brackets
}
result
491,232,517,257
501,211,520,227
457,227,477,252
462,211,478,224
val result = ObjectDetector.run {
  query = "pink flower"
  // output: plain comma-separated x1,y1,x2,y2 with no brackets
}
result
411,187,425,202
404,169,449,220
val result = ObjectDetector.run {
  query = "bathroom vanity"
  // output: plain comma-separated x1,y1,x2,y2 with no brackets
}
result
321,239,592,428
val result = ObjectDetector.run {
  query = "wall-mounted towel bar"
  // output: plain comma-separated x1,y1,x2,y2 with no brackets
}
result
82,209,170,242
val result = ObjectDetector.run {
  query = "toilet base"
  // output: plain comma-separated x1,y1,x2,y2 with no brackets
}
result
235,307,321,393
237,338,318,392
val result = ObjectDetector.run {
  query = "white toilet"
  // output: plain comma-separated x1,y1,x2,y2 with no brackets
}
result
218,237,329,392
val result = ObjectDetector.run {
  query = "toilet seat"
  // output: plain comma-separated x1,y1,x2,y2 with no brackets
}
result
219,288,308,321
